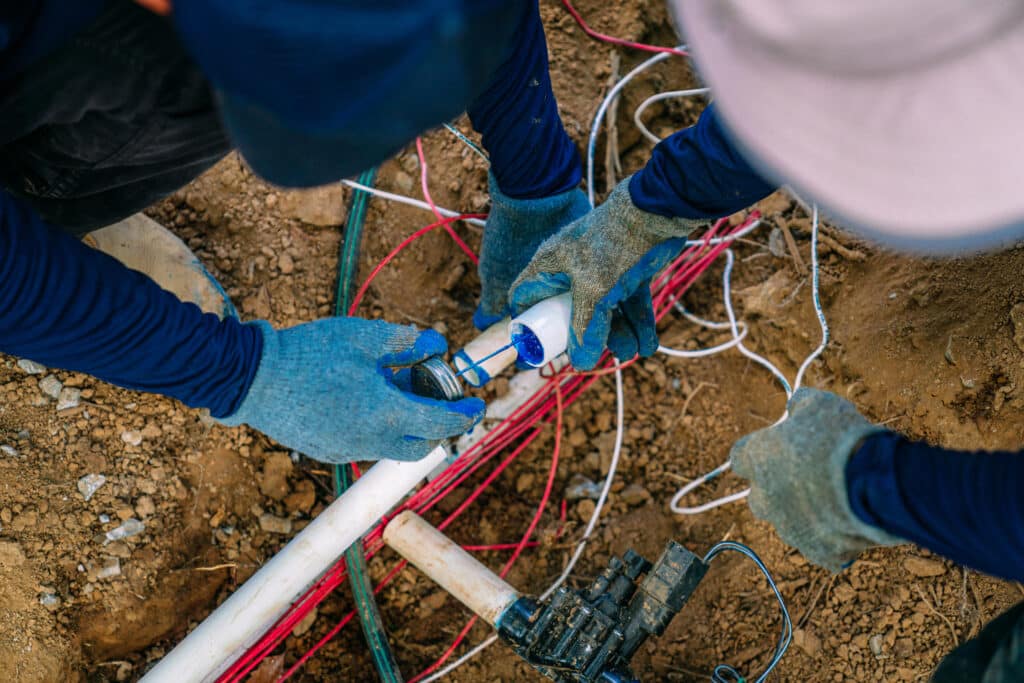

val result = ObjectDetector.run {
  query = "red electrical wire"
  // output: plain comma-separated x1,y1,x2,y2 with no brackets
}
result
560,0,689,58
223,215,757,682
416,137,479,265
347,212,486,316
408,378,566,683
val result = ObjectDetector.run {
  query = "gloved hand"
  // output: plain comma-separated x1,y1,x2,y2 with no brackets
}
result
219,319,486,464
730,388,904,571
509,177,702,370
474,174,591,330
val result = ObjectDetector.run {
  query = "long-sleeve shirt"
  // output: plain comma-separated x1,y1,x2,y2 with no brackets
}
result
2,3,1020,585
848,433,1024,581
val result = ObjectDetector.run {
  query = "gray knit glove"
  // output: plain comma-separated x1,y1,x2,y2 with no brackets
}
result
730,388,904,571
509,177,703,370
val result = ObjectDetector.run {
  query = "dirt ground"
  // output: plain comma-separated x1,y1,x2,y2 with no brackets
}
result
2,1,1023,682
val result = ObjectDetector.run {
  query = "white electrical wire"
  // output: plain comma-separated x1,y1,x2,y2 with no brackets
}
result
341,179,487,228
669,208,826,515
634,87,710,145
419,366,628,683
587,50,674,206
443,122,490,163
793,205,827,392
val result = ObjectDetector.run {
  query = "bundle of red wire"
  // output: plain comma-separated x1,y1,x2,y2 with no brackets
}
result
215,210,757,683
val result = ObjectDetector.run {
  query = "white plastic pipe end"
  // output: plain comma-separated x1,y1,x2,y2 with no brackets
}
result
452,319,516,387
509,292,572,368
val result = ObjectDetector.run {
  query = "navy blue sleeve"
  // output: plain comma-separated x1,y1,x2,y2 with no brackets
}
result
0,192,260,418
466,1,581,199
846,432,1024,581
629,103,776,220
170,0,527,186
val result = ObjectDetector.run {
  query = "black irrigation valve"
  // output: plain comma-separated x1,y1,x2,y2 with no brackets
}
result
497,541,708,683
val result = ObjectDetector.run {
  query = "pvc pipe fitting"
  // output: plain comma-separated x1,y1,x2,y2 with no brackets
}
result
384,511,520,626
452,319,517,387
509,292,572,368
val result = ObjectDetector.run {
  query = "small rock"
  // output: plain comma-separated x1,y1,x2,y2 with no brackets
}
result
575,499,596,521
515,472,536,494
17,359,46,375
97,558,122,580
38,593,61,610
393,171,415,194
56,387,82,411
768,227,787,258
140,423,162,439
0,445,18,458
115,662,134,682
103,518,144,544
77,474,106,502
792,628,821,656
39,375,63,399
276,185,347,226
568,429,588,448
283,481,316,515
121,430,143,447
278,252,295,274
903,556,946,577
259,453,293,501
620,483,651,506
291,608,318,637
259,513,293,535
869,633,884,657
135,496,156,518
565,474,602,501
98,514,111,524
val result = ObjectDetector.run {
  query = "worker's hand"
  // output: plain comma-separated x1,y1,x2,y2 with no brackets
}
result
474,175,591,330
509,177,703,370
730,388,904,571
219,319,485,464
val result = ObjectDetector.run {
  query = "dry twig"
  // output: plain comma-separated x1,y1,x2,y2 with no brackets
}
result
916,583,959,646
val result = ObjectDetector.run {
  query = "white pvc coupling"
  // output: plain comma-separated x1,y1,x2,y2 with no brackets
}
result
452,319,517,387
509,292,572,368
384,511,520,626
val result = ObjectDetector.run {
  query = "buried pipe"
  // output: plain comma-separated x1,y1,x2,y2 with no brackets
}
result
143,297,572,682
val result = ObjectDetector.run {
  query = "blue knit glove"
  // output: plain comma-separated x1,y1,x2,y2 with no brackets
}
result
474,175,591,330
220,319,486,464
730,388,903,571
509,178,702,370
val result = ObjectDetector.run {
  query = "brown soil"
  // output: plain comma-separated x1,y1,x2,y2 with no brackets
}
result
1,1,1022,682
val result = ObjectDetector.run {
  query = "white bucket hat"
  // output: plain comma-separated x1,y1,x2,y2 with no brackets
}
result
670,0,1024,252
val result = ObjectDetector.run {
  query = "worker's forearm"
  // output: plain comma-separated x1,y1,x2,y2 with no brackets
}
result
629,103,777,220
847,432,1024,581
0,192,260,417
467,1,581,200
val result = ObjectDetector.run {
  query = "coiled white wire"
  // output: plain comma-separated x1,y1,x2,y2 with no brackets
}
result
669,205,826,515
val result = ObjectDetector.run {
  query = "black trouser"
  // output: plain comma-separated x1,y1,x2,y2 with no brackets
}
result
0,0,230,236
931,602,1024,682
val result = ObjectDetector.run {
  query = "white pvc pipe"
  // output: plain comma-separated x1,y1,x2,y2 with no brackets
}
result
509,292,572,367
142,447,449,683
384,511,520,626
452,319,516,387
